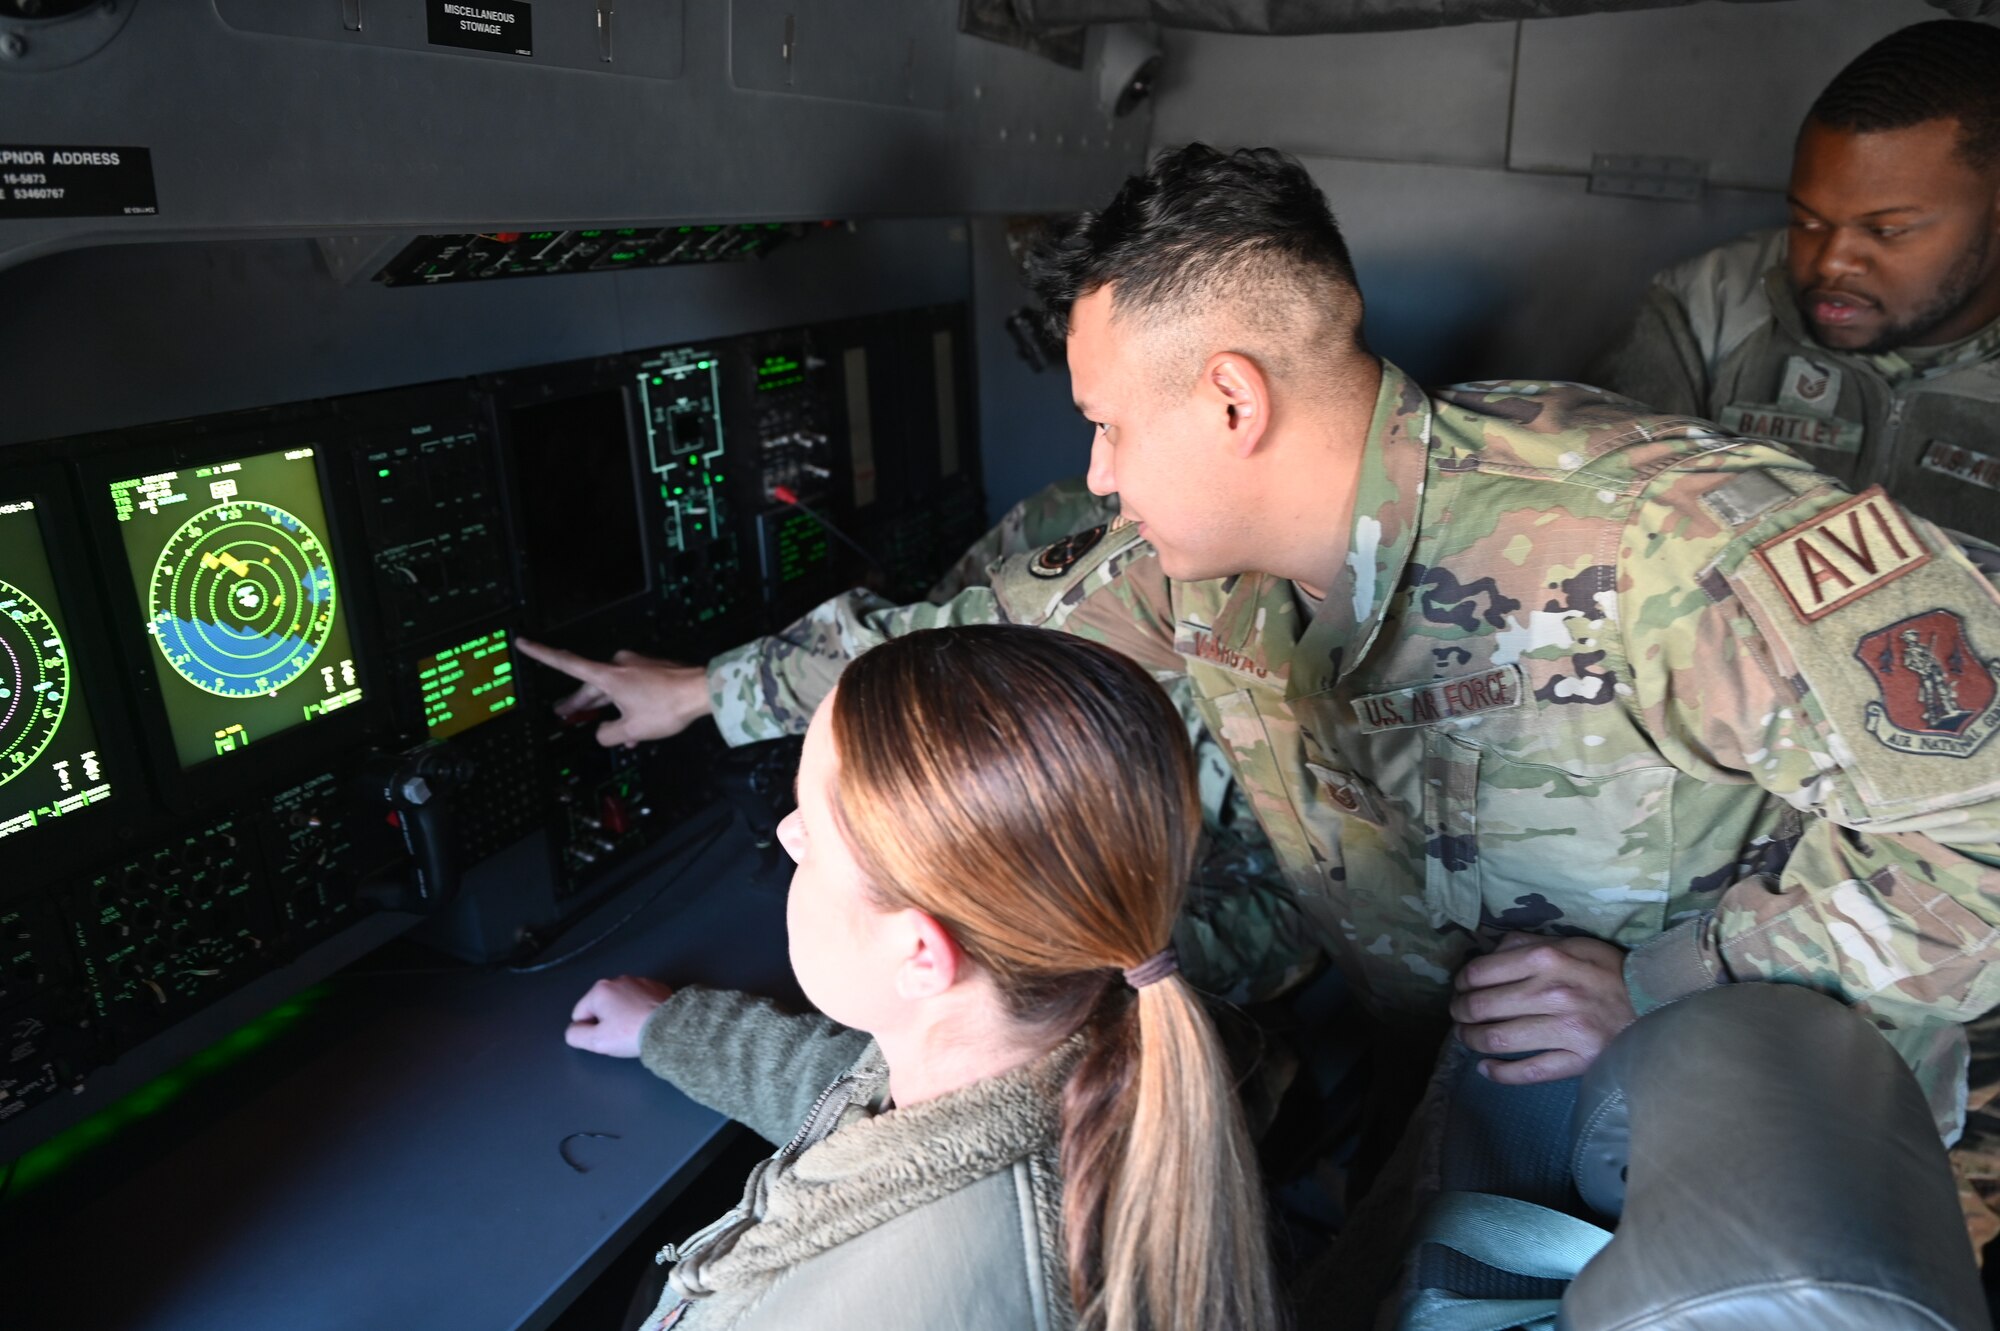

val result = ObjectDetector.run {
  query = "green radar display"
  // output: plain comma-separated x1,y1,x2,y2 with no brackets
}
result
0,498,113,840
110,447,365,768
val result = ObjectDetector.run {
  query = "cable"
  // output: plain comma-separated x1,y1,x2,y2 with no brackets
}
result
770,486,886,574
506,818,734,974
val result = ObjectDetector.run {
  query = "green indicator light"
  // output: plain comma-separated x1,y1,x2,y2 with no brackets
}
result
580,230,603,238
698,361,711,370
0,988,327,1200
609,251,639,262
378,468,392,478
652,377,663,386
673,486,684,495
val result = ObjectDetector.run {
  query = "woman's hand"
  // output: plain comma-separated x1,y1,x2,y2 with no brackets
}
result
565,975,676,1057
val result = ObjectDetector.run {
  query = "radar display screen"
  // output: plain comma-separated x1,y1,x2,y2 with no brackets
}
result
108,447,364,768
508,388,648,629
0,499,113,840
418,627,518,741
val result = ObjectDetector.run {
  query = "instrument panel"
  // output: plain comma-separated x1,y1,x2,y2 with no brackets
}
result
0,302,981,1154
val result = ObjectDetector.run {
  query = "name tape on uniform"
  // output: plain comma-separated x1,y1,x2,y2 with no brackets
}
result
1752,486,1930,623
1721,403,1865,457
1352,664,1524,733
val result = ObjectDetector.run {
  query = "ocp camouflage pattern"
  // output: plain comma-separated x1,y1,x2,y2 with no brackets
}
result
714,361,2000,1135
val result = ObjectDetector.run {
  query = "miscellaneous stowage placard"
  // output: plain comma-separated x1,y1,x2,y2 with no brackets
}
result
0,146,156,219
426,0,533,57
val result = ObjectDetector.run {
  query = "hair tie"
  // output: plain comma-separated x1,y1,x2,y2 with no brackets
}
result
1123,947,1178,990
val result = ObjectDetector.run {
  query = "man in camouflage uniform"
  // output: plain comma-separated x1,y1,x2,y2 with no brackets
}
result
1592,20,2000,550
1593,18,2000,1243
522,146,2000,1210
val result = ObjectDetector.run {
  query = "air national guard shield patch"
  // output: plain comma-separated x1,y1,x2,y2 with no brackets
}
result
1854,609,2000,759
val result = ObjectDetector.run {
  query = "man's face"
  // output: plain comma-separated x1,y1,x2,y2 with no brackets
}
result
1786,117,2000,354
1067,287,1245,582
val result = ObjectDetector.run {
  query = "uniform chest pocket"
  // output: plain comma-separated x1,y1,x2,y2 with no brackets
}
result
1456,738,1680,946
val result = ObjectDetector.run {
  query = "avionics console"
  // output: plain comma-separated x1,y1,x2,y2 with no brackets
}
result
0,302,980,1160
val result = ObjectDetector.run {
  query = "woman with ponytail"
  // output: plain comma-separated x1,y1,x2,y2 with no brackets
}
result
566,624,1282,1331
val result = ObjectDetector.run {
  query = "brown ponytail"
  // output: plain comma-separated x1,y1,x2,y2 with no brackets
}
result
830,626,1280,1331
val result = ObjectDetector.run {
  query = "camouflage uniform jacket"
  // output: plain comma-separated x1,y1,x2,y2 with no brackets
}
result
716,361,2000,1133
1592,227,2000,546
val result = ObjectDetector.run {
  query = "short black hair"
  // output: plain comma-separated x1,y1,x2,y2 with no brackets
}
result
1809,20,2000,171
1028,143,1363,348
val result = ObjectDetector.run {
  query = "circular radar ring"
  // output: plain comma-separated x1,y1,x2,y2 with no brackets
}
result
0,577,70,789
146,500,337,699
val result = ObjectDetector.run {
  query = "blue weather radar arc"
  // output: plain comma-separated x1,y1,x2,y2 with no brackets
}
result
145,500,337,699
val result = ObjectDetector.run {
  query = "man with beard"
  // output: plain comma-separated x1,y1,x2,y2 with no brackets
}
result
1593,19,2000,548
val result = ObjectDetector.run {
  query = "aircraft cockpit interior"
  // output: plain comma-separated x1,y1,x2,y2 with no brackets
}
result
4,2,2000,1328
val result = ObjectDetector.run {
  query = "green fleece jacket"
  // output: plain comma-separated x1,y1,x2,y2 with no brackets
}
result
634,987,1076,1331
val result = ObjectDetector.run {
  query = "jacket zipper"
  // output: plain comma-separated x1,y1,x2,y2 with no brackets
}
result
655,1072,858,1266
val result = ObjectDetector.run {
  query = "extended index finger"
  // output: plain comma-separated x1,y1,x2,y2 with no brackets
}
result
516,636,611,686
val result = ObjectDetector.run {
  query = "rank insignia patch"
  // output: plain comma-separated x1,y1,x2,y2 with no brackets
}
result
1029,523,1106,579
1777,355,1841,414
1854,609,2000,758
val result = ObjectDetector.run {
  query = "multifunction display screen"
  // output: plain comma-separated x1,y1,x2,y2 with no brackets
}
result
109,447,364,767
0,498,113,839
418,627,517,741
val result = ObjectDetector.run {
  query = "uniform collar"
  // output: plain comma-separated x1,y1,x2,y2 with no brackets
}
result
1760,261,2000,386
1286,360,1433,699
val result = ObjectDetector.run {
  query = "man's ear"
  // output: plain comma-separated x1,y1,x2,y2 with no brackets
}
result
894,908,965,1001
1200,351,1272,459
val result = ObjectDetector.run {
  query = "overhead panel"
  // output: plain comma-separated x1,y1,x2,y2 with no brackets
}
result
1151,24,1517,168
214,0,687,80
0,1,1146,274
730,0,954,111
1509,0,1948,189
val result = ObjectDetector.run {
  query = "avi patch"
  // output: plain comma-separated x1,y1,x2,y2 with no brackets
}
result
1751,486,1930,623
1028,523,1106,580
1722,493,2000,816
1351,664,1524,733
1854,610,2000,759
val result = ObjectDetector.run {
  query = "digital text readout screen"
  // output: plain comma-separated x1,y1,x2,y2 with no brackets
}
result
109,447,364,768
418,627,517,741
0,499,113,840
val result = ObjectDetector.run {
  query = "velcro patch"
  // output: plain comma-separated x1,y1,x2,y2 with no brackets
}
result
1854,609,2000,760
1028,523,1105,579
1351,664,1524,733
1776,355,1842,415
1723,497,2000,815
1721,402,1865,457
1752,486,1929,623
1307,762,1387,826
1921,439,2000,494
